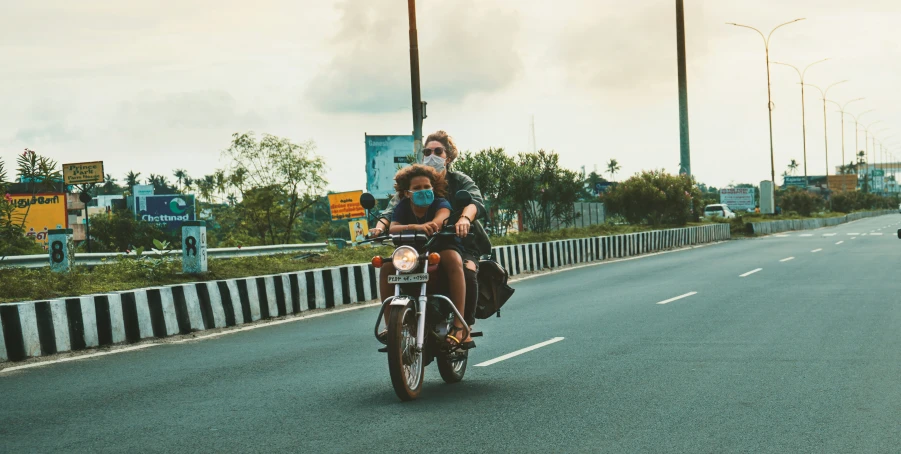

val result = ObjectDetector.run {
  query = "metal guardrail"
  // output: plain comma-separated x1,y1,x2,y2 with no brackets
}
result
0,243,328,269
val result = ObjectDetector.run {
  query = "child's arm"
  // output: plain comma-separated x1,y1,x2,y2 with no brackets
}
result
431,208,451,229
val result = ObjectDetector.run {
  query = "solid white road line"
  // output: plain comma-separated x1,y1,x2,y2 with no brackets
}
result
656,292,698,305
780,257,795,262
475,337,565,367
836,241,844,245
740,268,763,277
811,248,823,253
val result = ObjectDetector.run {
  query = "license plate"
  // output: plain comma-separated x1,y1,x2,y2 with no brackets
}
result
388,273,429,284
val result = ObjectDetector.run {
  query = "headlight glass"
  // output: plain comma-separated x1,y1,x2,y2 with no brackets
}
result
392,246,420,273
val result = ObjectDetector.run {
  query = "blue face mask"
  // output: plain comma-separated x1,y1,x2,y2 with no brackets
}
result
411,189,435,207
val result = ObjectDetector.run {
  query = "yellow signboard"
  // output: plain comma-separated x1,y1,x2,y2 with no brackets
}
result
63,161,105,185
827,175,858,192
9,193,68,244
349,219,369,244
328,190,366,221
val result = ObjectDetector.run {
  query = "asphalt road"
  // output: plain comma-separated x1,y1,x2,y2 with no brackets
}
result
3,215,901,453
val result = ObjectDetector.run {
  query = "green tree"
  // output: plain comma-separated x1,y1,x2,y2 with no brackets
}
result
788,159,799,175
125,170,141,189
87,210,179,252
606,158,621,181
223,132,328,244
508,150,583,233
98,174,122,195
1,149,62,257
603,170,703,226
453,148,517,236
173,169,188,191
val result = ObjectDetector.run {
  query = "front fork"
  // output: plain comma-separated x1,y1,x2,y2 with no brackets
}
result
374,276,471,349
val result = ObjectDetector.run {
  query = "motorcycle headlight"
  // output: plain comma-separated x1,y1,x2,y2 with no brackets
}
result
392,246,420,273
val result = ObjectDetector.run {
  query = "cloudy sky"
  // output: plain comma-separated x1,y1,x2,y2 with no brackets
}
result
3,0,901,192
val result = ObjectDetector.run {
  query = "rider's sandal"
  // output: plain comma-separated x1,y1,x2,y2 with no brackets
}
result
446,326,476,351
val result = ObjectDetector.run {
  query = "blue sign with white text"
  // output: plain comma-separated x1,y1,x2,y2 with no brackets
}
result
135,195,197,230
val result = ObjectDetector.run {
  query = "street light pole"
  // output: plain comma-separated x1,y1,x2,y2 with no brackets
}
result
772,59,829,182
407,0,424,157
804,80,847,176
727,18,805,184
828,97,864,168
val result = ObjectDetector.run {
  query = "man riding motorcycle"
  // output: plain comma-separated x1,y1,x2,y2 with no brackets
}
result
369,130,491,347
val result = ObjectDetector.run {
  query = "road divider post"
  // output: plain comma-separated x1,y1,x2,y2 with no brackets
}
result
48,228,74,273
182,221,208,274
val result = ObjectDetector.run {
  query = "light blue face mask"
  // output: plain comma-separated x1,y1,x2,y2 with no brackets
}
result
411,189,435,207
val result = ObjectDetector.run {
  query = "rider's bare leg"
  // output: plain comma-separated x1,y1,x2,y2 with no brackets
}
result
440,250,469,342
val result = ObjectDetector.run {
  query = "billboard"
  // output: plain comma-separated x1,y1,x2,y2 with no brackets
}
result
135,195,196,229
720,188,756,210
827,175,857,192
328,190,366,221
9,193,68,244
365,134,414,199
782,176,807,189
63,161,104,185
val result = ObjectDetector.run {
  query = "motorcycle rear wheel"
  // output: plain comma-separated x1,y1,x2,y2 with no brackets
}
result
386,305,424,401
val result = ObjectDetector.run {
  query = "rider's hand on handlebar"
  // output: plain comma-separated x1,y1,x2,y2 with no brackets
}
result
456,216,471,237
417,221,439,236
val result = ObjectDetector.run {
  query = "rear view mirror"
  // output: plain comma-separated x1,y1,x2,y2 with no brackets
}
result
454,190,472,210
360,193,376,210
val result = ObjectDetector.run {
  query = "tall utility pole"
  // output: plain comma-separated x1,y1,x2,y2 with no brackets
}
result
676,0,691,177
407,0,424,157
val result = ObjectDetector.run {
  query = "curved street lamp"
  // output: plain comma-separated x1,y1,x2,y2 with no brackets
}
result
772,58,829,181
804,80,848,175
860,120,883,179
727,18,806,184
828,97,864,168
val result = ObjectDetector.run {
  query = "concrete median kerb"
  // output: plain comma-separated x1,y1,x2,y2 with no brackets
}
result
0,223,730,365
747,210,896,235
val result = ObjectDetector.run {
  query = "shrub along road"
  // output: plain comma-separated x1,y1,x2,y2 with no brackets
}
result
2,215,900,452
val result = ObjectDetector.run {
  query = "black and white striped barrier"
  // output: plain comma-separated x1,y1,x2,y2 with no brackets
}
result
0,224,729,363
492,224,730,277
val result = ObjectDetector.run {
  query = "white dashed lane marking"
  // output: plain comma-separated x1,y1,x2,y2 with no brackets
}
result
740,268,763,278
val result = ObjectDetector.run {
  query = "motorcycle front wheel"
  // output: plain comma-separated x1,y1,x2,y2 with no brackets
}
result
386,304,424,401
437,350,468,383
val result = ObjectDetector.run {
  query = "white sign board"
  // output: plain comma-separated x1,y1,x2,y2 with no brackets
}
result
720,188,756,211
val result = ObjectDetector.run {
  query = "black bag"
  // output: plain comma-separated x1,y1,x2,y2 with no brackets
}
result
475,260,515,319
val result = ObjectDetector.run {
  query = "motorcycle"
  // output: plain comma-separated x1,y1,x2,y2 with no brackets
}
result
359,190,481,401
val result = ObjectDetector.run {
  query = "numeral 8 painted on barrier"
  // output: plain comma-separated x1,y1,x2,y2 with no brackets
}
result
185,236,197,256
51,241,64,263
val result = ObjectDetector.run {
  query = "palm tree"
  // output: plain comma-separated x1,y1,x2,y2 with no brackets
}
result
213,170,226,201
101,174,118,195
606,159,621,181
787,159,799,175
173,169,187,190
125,171,141,189
183,176,194,192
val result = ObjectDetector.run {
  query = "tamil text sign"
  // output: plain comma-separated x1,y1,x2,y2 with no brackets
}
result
9,193,67,243
720,188,756,210
365,134,413,199
63,161,104,185
135,195,196,229
328,190,366,221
